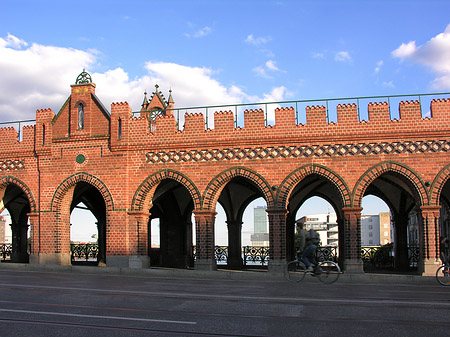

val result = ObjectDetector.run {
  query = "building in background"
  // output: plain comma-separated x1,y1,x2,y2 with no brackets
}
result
0,216,5,243
361,212,392,246
0,214,11,243
296,213,338,246
250,206,269,246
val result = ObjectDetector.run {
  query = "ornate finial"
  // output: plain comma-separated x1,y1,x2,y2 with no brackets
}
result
75,69,92,84
141,90,149,108
168,88,174,104
155,84,159,91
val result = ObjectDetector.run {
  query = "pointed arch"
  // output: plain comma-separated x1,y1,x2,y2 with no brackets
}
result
202,166,274,210
131,169,201,212
352,161,429,207
0,175,37,212
51,172,114,212
277,164,351,209
430,163,450,206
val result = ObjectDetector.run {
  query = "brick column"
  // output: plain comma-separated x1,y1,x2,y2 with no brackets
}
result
266,207,286,273
343,207,363,273
27,212,39,264
29,211,71,265
419,206,441,276
193,210,217,270
125,211,150,268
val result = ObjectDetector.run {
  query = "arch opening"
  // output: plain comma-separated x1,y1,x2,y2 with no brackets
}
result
0,184,31,263
361,171,422,272
148,179,194,268
215,176,268,269
286,173,345,267
69,182,106,265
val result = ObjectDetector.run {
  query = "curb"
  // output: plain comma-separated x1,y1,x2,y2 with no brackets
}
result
0,262,438,285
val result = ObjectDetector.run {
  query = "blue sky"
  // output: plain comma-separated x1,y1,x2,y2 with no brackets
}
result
2,0,450,243
1,0,450,122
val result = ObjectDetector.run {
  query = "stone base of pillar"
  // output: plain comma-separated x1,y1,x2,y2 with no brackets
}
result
344,259,364,274
268,259,286,274
30,253,71,266
107,255,149,269
419,259,441,276
195,258,217,271
129,256,150,269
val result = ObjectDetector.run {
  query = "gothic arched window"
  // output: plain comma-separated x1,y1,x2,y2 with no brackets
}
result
78,103,84,130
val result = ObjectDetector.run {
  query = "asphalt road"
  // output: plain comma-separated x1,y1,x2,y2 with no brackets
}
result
0,268,449,336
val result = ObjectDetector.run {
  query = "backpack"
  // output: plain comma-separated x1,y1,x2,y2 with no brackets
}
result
307,229,320,245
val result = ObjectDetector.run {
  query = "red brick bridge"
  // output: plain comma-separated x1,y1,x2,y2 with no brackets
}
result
1,70,449,275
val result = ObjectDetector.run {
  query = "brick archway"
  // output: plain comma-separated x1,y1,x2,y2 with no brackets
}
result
51,172,114,212
0,175,37,212
202,166,275,210
352,161,429,207
277,164,351,209
131,169,201,212
430,163,450,206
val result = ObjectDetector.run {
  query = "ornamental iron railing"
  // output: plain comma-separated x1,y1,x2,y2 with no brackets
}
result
0,243,12,261
70,243,98,262
53,243,419,269
361,245,419,269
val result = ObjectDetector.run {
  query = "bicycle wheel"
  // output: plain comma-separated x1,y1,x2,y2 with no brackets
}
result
316,261,340,284
436,265,450,286
285,260,306,282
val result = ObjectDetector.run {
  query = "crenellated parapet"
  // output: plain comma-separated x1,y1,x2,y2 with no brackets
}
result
111,101,132,151
1,90,450,157
35,108,54,156
0,125,35,157
106,98,450,150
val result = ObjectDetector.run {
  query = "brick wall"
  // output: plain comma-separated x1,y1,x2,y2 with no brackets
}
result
0,79,449,270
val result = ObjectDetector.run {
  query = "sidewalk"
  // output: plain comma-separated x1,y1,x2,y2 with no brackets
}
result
0,262,437,285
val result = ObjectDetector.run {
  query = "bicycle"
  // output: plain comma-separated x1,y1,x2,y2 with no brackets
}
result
285,256,341,284
436,262,450,286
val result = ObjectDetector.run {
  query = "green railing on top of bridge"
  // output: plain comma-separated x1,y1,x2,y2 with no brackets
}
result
137,92,450,130
2,92,450,137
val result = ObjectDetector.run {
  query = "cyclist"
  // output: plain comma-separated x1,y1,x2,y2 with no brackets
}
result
295,220,321,273
440,236,449,266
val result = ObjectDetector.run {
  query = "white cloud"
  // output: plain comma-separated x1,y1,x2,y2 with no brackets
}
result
252,65,269,78
374,60,384,73
382,81,395,88
0,34,290,128
312,52,325,59
245,34,272,46
265,60,280,72
335,51,352,62
185,26,212,38
262,86,288,102
252,60,282,78
0,34,95,121
392,23,450,89
0,33,27,49
392,41,417,59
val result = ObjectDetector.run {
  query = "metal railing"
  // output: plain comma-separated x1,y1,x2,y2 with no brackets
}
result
136,92,450,130
2,93,449,135
0,243,12,261
361,245,419,269
70,243,98,262
0,119,35,141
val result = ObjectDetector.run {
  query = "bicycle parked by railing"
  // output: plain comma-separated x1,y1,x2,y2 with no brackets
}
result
436,259,450,286
285,256,341,284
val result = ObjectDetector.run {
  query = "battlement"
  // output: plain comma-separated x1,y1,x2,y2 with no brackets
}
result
1,95,450,156
0,124,35,155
